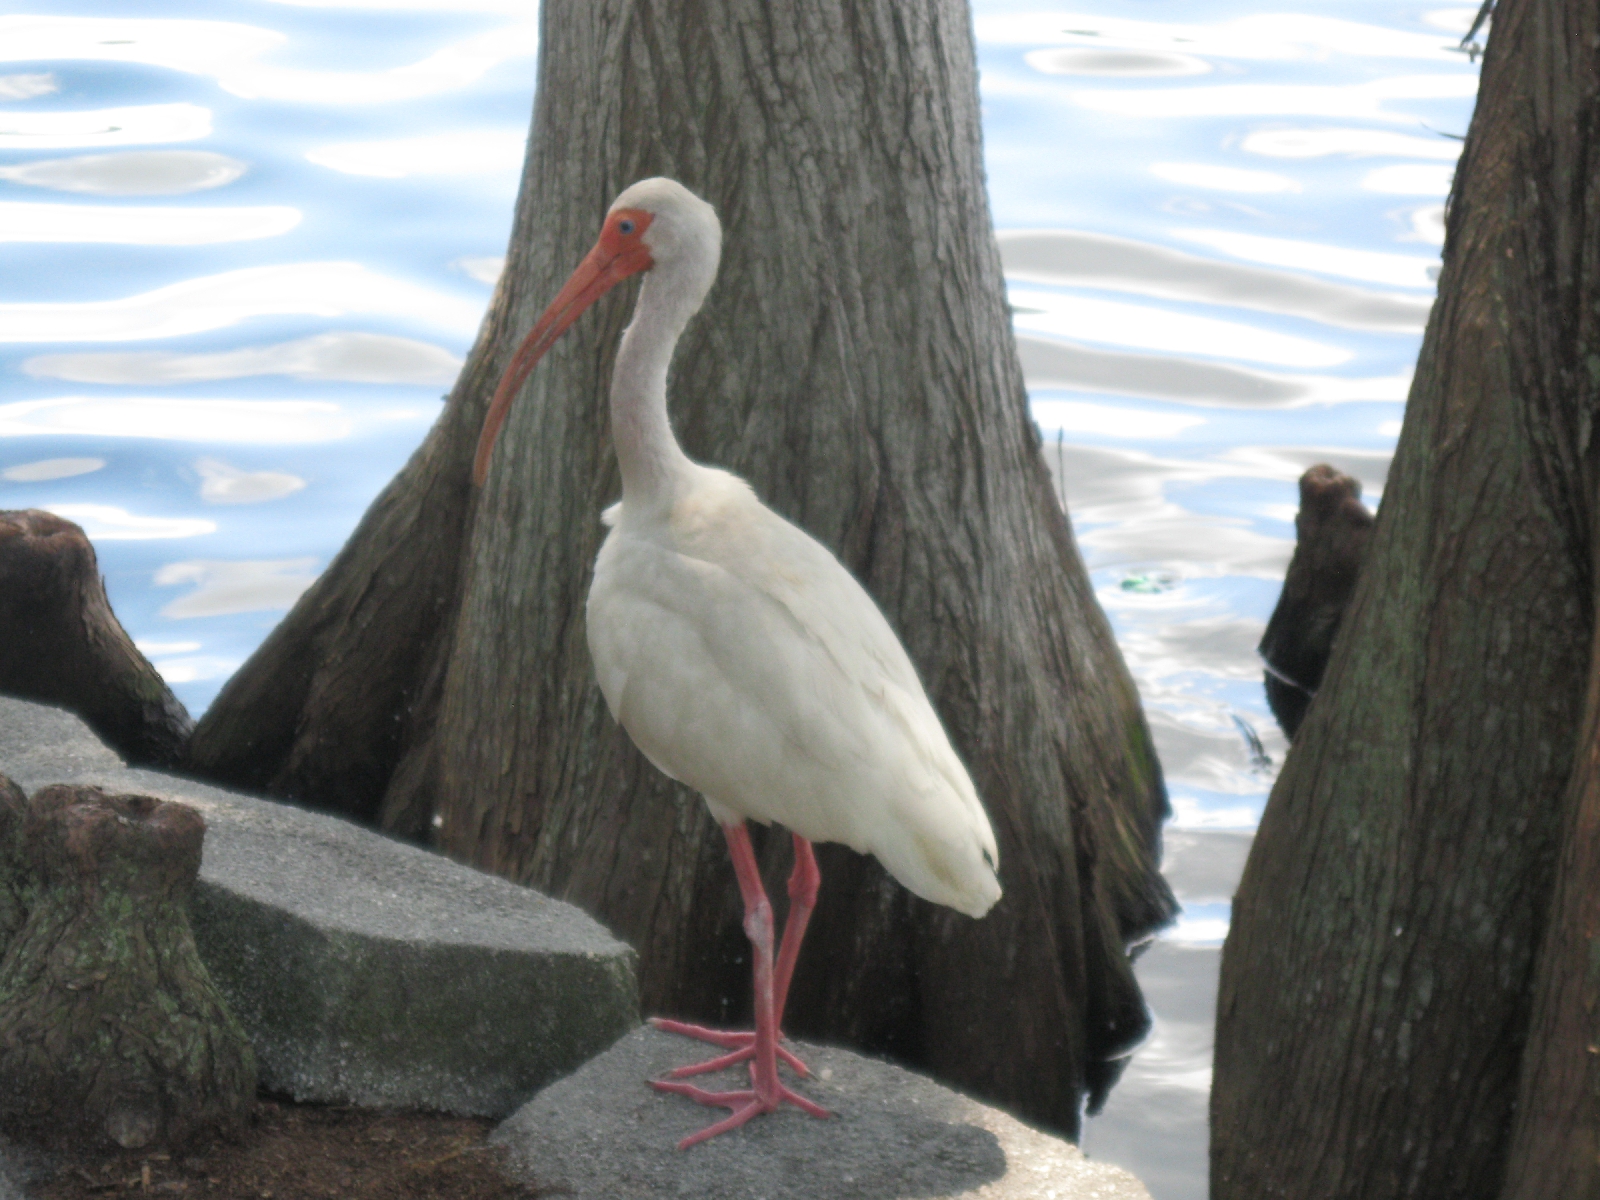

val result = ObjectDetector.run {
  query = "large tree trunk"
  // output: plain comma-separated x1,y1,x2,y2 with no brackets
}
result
187,0,1173,1134
1211,0,1600,1195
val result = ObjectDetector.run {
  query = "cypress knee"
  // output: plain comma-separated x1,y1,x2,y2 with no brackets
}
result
1258,465,1373,739
0,510,192,767
0,785,255,1149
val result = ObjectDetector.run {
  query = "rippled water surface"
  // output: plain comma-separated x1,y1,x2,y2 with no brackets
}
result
0,4,1480,1196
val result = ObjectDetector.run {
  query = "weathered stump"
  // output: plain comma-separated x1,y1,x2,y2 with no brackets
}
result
0,785,256,1149
1257,465,1373,738
0,510,192,766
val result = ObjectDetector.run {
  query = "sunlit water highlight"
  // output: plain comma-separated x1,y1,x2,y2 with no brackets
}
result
0,4,1480,1196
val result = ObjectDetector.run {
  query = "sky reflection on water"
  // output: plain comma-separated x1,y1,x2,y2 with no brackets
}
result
0,3,1480,1195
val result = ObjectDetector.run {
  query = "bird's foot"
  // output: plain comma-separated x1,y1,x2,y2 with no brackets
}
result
650,1078,830,1150
648,1016,811,1078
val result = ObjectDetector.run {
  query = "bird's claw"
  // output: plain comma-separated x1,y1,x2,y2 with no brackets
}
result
648,1017,811,1077
650,1078,830,1149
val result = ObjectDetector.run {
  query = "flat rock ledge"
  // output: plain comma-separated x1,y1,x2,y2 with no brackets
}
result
495,1026,1151,1200
0,695,638,1119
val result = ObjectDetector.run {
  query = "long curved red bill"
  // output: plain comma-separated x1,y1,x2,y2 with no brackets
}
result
473,209,654,486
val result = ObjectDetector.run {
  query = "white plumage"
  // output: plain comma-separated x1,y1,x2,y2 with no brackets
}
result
588,465,999,917
474,176,1000,1147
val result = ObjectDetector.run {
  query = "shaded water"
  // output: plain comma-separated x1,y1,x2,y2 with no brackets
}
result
0,4,1480,1196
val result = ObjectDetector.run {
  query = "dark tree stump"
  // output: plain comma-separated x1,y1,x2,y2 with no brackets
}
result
0,510,192,767
0,785,255,1149
1258,465,1373,739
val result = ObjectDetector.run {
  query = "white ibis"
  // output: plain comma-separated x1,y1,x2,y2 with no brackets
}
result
474,177,1001,1149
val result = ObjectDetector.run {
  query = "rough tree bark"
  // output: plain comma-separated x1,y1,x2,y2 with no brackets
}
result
1258,465,1373,740
0,510,191,767
0,773,26,949
0,786,255,1150
187,0,1173,1133
1212,0,1600,1195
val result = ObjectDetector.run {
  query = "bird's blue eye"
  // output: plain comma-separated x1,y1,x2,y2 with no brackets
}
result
619,219,635,235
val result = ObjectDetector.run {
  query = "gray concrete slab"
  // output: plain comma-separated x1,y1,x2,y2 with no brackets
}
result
495,1026,1151,1200
0,695,639,1118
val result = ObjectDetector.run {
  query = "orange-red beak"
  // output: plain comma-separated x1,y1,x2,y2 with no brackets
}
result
473,209,654,486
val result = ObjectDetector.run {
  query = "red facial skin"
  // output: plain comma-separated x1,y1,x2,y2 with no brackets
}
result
473,207,655,487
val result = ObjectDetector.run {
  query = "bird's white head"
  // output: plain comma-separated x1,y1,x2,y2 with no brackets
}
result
473,177,721,486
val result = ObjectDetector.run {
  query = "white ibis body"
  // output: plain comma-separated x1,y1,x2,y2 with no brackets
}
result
474,177,1001,1148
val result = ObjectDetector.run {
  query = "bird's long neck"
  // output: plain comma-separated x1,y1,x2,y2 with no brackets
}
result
610,270,698,506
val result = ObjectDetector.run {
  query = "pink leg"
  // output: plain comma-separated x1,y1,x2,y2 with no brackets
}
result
651,833,820,1077
650,824,829,1148
773,834,820,1030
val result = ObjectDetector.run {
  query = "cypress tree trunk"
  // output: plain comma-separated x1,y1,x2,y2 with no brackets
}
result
188,0,1173,1133
1500,657,1600,1199
1212,0,1600,1194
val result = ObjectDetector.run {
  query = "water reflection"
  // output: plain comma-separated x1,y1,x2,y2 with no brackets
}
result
307,130,525,178
0,200,299,244
1076,73,1477,120
155,557,319,617
1150,163,1297,194
1000,230,1431,329
1025,48,1211,77
0,264,483,341
0,72,55,100
27,333,462,385
44,502,214,540
1020,336,1409,407
979,11,1474,60
0,455,102,481
1242,126,1462,159
2,14,539,104
1171,228,1439,287
1362,163,1453,194
0,397,353,443
0,102,212,149
0,150,249,195
1032,399,1203,440
194,456,306,505
1014,289,1350,367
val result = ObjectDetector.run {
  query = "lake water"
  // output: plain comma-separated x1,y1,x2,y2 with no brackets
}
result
0,3,1480,1196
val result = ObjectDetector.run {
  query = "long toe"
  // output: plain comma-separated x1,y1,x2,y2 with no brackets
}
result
651,1019,812,1077
676,1099,769,1150
649,1076,829,1149
649,1017,751,1050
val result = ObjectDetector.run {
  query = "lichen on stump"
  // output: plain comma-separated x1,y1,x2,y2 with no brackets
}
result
0,784,256,1149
